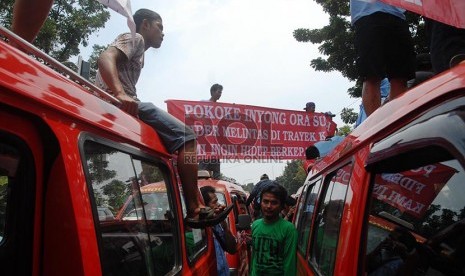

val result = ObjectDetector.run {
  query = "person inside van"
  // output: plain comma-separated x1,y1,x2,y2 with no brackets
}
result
200,186,237,276
95,9,231,228
366,227,420,276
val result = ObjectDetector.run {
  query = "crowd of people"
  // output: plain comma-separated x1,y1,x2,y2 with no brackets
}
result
7,0,465,275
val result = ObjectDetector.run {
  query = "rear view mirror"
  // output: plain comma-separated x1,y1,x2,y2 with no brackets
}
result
236,214,252,231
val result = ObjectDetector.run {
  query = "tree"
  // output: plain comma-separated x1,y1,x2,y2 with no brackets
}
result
276,160,306,195
88,44,107,81
340,107,358,124
0,0,110,63
293,0,429,98
337,124,352,136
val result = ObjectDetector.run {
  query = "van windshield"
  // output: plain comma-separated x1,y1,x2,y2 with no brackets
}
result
366,158,465,275
369,159,463,239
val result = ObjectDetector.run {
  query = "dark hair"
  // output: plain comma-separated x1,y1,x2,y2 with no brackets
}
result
260,182,287,208
210,83,223,94
200,185,216,205
306,145,320,160
133,9,162,32
393,227,417,252
285,196,297,207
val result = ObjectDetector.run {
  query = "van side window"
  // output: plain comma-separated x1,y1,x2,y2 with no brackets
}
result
296,179,322,256
83,141,177,276
216,192,230,228
365,157,465,276
310,164,351,275
0,135,35,275
0,143,20,244
177,185,207,261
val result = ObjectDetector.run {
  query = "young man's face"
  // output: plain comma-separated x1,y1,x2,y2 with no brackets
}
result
211,89,222,102
305,105,315,112
260,192,282,221
206,192,221,212
146,19,164,49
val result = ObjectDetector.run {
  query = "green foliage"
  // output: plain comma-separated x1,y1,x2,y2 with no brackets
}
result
140,163,164,184
276,160,306,195
337,124,352,136
87,155,116,183
102,179,129,211
88,44,107,81
0,176,7,186
0,178,7,237
340,107,358,124
0,0,110,64
0,0,14,27
294,0,428,98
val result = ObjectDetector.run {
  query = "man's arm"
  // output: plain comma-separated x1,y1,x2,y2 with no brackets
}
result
246,182,261,206
220,221,237,254
12,0,54,43
97,47,139,116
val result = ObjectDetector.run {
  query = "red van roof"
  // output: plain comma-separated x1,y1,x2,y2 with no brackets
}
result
0,39,169,157
312,64,465,173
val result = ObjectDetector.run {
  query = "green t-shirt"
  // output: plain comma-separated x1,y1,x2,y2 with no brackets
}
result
251,217,297,276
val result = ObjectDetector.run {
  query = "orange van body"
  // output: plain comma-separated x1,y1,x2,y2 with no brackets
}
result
293,63,465,275
0,27,217,275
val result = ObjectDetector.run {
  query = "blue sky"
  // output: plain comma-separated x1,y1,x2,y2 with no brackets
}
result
80,0,359,184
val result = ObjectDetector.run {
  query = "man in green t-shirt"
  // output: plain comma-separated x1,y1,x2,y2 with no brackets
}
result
250,182,297,276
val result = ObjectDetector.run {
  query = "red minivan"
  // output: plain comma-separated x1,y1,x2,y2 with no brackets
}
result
0,26,217,275
293,61,465,275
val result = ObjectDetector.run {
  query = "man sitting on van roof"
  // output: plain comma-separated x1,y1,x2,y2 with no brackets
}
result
95,9,231,228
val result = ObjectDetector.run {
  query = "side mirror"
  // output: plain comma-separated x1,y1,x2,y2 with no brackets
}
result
236,214,252,231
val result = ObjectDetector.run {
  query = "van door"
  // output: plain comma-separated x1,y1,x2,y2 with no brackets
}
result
81,138,183,276
296,162,352,276
0,110,45,276
361,98,465,276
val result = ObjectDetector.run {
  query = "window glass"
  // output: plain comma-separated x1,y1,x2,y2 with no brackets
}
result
297,179,322,256
366,159,465,276
179,186,207,261
216,192,226,206
294,183,309,230
311,164,351,276
0,143,21,243
215,192,231,228
84,141,177,276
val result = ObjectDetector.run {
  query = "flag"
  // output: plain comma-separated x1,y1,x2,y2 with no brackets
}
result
96,0,136,42
381,0,465,29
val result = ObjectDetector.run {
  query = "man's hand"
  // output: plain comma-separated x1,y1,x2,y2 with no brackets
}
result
116,94,139,117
